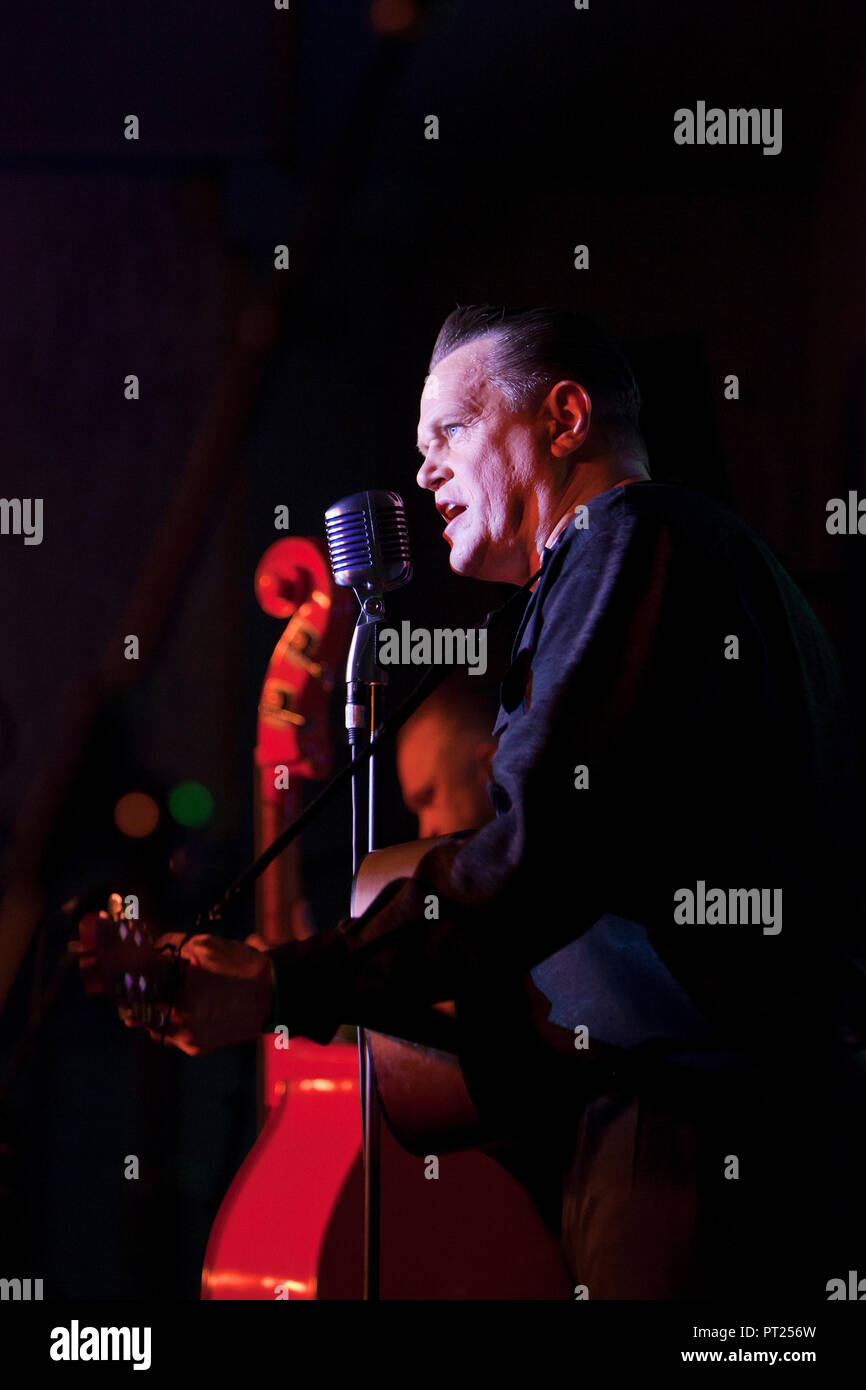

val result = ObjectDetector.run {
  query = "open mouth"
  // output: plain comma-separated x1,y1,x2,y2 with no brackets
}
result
441,503,466,527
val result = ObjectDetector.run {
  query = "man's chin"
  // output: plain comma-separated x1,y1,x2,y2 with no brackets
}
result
448,544,482,580
449,541,523,587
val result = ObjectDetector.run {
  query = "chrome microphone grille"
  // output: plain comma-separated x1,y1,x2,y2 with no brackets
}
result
325,490,412,595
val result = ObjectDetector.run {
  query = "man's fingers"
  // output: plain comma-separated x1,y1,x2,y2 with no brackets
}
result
146,1026,204,1056
119,1001,176,1033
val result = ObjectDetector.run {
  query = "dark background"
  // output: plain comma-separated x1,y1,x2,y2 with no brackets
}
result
0,0,863,1298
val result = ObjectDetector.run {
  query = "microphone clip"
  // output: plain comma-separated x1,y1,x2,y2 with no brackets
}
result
345,595,388,746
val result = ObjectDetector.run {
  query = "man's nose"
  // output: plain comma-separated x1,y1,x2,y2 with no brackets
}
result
416,454,451,492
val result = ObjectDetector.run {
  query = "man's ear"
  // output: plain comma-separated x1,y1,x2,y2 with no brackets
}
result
543,380,592,459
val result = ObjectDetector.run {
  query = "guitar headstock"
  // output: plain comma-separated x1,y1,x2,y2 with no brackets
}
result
75,894,181,1027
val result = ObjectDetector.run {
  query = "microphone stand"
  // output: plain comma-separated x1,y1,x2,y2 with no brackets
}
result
344,594,387,1302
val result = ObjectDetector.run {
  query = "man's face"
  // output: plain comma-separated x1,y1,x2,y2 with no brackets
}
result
397,713,496,840
416,336,546,584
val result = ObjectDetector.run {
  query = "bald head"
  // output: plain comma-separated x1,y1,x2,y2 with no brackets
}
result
396,681,499,839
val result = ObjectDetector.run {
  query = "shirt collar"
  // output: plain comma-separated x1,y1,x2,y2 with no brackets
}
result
544,509,574,551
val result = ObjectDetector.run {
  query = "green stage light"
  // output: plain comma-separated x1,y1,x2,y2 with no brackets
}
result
169,781,214,828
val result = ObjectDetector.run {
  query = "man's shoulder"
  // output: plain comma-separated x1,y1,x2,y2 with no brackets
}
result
581,479,751,547
555,479,776,576
549,479,835,664
544,479,822,644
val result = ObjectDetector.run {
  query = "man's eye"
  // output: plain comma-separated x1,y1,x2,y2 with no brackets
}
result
444,423,463,438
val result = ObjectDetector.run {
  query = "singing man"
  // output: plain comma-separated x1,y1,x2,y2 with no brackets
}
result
127,305,865,1300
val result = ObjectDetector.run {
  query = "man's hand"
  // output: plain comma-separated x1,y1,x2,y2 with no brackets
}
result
120,933,274,1056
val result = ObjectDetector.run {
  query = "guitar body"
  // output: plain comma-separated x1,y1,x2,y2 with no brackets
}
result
351,837,482,1152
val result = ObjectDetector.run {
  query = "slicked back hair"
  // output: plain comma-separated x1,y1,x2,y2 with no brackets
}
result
428,304,644,453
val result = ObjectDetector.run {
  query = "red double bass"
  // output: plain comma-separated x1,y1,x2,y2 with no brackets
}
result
200,535,363,1298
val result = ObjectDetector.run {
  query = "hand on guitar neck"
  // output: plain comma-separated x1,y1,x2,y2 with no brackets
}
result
75,898,277,1056
117,931,275,1056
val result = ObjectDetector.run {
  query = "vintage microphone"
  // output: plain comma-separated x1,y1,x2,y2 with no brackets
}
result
325,490,412,861
324,489,412,1302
